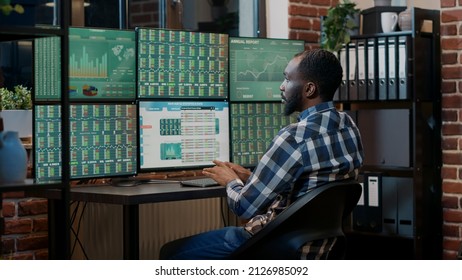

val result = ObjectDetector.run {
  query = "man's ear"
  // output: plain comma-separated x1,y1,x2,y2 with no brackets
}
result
304,82,316,98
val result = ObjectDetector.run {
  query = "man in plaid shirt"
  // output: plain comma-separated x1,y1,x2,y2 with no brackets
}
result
160,49,364,259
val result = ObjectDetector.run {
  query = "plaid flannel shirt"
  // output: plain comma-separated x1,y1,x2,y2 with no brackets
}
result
226,101,364,235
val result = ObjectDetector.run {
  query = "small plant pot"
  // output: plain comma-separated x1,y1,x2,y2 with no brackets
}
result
0,110,32,138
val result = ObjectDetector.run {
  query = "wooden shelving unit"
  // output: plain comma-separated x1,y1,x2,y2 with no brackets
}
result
0,1,71,259
337,8,442,259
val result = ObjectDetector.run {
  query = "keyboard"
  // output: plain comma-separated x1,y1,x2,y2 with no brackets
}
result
180,177,220,188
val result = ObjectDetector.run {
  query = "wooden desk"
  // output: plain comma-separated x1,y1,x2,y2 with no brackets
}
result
30,181,226,259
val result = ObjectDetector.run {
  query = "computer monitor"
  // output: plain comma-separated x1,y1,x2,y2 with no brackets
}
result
136,28,228,99
34,103,137,181
68,27,136,101
138,100,230,171
34,36,61,101
230,102,297,167
229,37,305,102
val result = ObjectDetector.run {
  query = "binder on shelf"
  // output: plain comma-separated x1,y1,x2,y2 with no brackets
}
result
390,43,407,100
399,77,408,100
397,178,414,236
357,46,368,100
381,177,398,235
397,43,408,100
352,173,382,233
366,174,382,232
378,41,407,100
339,45,357,101
338,81,348,101
356,44,377,101
378,44,391,100
349,80,358,101
352,181,367,231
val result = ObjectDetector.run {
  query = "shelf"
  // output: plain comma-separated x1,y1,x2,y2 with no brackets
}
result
0,26,63,41
0,0,71,260
0,179,62,193
361,166,414,177
337,100,414,110
339,8,442,259
352,30,413,39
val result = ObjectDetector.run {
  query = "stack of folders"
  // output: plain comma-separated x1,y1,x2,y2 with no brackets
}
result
352,174,414,237
335,39,408,102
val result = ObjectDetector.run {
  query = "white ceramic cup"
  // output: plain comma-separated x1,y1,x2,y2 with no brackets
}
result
381,12,398,33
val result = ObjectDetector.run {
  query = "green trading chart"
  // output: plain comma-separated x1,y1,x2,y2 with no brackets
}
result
69,28,136,100
229,37,305,101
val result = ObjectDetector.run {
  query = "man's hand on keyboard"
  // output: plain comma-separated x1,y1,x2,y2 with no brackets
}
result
202,160,240,186
222,162,251,182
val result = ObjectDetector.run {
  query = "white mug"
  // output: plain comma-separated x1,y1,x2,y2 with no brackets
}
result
381,12,398,33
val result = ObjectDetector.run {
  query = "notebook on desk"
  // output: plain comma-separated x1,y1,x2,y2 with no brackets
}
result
180,177,220,188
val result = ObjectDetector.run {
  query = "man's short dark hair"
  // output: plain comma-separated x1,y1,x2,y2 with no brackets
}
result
295,49,343,102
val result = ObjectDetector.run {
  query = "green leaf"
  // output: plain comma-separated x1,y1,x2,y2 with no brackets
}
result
321,0,359,52
1,5,13,15
13,4,23,14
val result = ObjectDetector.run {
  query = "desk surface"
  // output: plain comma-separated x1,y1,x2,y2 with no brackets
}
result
29,181,227,205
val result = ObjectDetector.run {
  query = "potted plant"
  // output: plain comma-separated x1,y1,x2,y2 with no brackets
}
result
321,0,360,52
0,85,32,137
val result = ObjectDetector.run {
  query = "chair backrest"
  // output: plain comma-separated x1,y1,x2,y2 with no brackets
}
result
229,180,362,260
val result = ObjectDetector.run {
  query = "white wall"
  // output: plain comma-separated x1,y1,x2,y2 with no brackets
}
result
239,0,256,37
266,0,289,38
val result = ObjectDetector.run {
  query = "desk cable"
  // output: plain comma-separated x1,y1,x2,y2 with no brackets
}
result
70,200,89,260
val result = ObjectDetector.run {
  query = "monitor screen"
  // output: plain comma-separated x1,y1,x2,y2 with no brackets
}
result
230,102,297,167
136,28,228,99
68,27,136,101
139,100,230,171
34,103,137,181
34,36,61,101
229,37,305,102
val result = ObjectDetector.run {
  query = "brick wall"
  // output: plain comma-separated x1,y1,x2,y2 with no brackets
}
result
440,0,462,260
288,0,339,48
1,192,48,260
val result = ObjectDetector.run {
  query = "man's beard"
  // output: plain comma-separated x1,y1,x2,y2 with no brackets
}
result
283,92,300,116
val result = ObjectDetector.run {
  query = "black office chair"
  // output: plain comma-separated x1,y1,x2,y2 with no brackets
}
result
229,180,362,260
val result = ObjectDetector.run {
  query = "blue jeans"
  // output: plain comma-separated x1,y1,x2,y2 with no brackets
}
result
159,226,252,260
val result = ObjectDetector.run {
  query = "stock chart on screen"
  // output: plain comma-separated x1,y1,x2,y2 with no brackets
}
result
229,37,304,102
68,27,136,100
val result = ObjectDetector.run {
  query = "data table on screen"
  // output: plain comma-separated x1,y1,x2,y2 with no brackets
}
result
137,28,228,99
34,104,137,181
